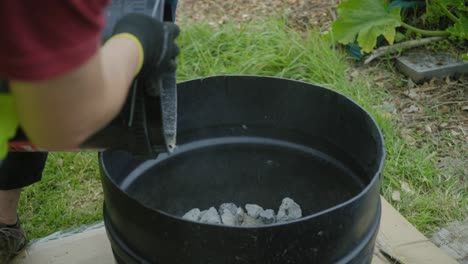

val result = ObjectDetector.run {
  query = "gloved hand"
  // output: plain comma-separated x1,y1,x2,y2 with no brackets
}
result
80,14,180,157
111,13,180,95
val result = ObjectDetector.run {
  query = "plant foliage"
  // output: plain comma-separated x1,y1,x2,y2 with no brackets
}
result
332,0,402,53
332,0,468,53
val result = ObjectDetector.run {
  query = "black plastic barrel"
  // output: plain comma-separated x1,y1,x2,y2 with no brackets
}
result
100,75,385,264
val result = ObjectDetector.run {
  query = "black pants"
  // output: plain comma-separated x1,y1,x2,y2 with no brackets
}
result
0,152,48,190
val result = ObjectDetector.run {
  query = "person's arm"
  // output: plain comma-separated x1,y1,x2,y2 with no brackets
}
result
1,0,179,152
10,37,140,150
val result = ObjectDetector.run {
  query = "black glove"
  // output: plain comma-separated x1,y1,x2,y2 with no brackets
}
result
112,13,180,93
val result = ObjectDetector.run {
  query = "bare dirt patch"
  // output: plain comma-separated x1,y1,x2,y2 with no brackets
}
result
177,0,338,30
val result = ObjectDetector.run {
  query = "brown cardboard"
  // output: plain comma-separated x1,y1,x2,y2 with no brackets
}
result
375,198,458,264
11,227,114,264
11,197,457,264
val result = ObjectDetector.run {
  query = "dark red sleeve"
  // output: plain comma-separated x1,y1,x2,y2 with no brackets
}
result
0,0,110,81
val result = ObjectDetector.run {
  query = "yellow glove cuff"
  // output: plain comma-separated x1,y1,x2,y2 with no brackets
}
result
106,33,145,77
0,94,19,159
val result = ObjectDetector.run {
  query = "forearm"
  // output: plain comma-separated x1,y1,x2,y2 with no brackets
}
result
99,36,141,125
11,38,140,150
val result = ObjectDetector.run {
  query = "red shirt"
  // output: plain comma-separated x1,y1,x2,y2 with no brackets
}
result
0,0,110,81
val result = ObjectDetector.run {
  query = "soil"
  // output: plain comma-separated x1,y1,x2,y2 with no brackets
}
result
177,0,339,30
361,61,468,149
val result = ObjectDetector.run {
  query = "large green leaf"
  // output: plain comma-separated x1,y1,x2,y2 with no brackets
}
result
332,0,402,53
447,16,468,40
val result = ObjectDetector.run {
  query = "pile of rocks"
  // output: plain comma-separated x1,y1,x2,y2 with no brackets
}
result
182,197,302,226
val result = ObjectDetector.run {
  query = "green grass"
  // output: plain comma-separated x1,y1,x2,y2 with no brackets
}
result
177,18,468,234
18,17,467,239
18,152,102,239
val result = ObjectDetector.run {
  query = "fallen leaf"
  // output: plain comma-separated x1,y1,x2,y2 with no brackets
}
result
439,105,450,113
218,18,227,24
404,90,419,100
350,70,359,79
425,125,433,134
56,158,64,167
373,101,397,114
241,14,251,21
382,101,397,113
451,130,461,136
401,129,417,145
440,123,449,128
392,191,401,202
400,181,415,195
415,128,425,136
404,105,419,113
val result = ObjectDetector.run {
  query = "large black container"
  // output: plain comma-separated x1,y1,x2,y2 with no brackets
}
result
100,75,385,264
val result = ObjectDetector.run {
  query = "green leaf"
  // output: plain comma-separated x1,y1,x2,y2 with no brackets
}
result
395,32,406,42
332,0,402,53
447,17,468,40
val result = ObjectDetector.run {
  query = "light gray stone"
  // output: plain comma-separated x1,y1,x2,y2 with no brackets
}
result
182,208,201,221
234,207,246,226
259,209,276,224
183,197,303,227
245,204,264,218
276,197,302,223
219,203,238,226
219,203,238,215
243,205,277,226
220,212,237,226
199,207,221,224
241,214,259,227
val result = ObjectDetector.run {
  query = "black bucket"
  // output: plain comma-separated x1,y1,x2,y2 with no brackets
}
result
100,75,385,264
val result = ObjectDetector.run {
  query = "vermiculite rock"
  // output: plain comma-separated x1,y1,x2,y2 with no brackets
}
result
243,204,269,226
245,204,264,218
276,197,302,222
219,203,238,226
199,207,221,224
182,208,201,221
182,197,303,226
235,207,246,225
259,209,276,224
241,214,258,227
219,203,238,215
